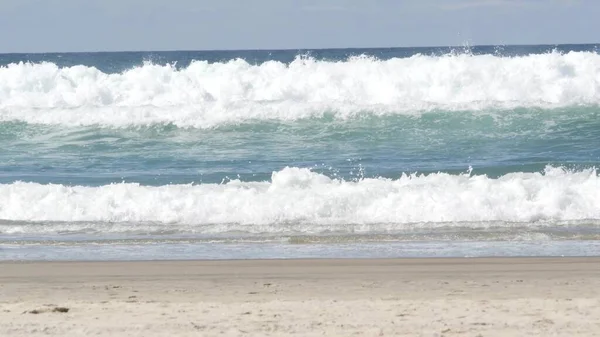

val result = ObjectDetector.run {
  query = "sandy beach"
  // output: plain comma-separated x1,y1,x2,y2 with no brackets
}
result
1,258,600,336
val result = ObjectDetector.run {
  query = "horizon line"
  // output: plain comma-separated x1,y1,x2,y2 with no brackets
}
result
1,42,599,55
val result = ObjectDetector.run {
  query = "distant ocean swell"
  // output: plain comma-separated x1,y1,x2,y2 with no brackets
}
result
1,51,599,128
1,166,598,236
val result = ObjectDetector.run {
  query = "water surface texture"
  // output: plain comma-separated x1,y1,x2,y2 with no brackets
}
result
1,45,599,260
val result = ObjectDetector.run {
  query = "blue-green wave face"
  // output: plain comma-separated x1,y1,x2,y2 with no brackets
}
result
2,107,599,186
1,46,600,240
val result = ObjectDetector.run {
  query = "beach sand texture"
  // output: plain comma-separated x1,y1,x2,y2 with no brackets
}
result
1,258,600,336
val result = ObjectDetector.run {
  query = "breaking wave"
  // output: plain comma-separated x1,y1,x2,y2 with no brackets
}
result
1,166,599,235
1,51,599,128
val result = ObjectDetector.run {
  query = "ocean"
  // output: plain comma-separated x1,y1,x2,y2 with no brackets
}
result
1,44,600,260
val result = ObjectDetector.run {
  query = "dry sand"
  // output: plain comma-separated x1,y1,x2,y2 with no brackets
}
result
1,258,600,336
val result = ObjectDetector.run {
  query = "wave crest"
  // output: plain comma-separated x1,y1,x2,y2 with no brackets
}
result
1,52,600,127
1,166,599,234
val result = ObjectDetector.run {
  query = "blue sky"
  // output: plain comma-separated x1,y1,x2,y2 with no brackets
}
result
0,0,597,52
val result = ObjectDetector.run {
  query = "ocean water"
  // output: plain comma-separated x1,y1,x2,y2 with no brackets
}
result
1,44,600,260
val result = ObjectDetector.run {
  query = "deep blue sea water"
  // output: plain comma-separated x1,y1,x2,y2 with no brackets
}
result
1,45,600,260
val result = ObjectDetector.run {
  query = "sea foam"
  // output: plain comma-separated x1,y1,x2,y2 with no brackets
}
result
1,166,598,235
1,51,599,127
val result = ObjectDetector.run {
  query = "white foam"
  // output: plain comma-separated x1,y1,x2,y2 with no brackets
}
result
1,51,599,127
1,166,599,234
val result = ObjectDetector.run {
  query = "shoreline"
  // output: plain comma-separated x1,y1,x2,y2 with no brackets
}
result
5,239,600,261
4,256,600,276
2,257,600,336
2,255,599,263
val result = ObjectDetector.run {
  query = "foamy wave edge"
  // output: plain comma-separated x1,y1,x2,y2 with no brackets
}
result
1,166,599,234
1,51,600,127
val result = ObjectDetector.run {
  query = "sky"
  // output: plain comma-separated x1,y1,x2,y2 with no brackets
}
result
0,0,597,53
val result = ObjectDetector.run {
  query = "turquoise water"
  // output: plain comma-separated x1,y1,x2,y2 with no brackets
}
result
1,45,600,260
3,108,599,186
